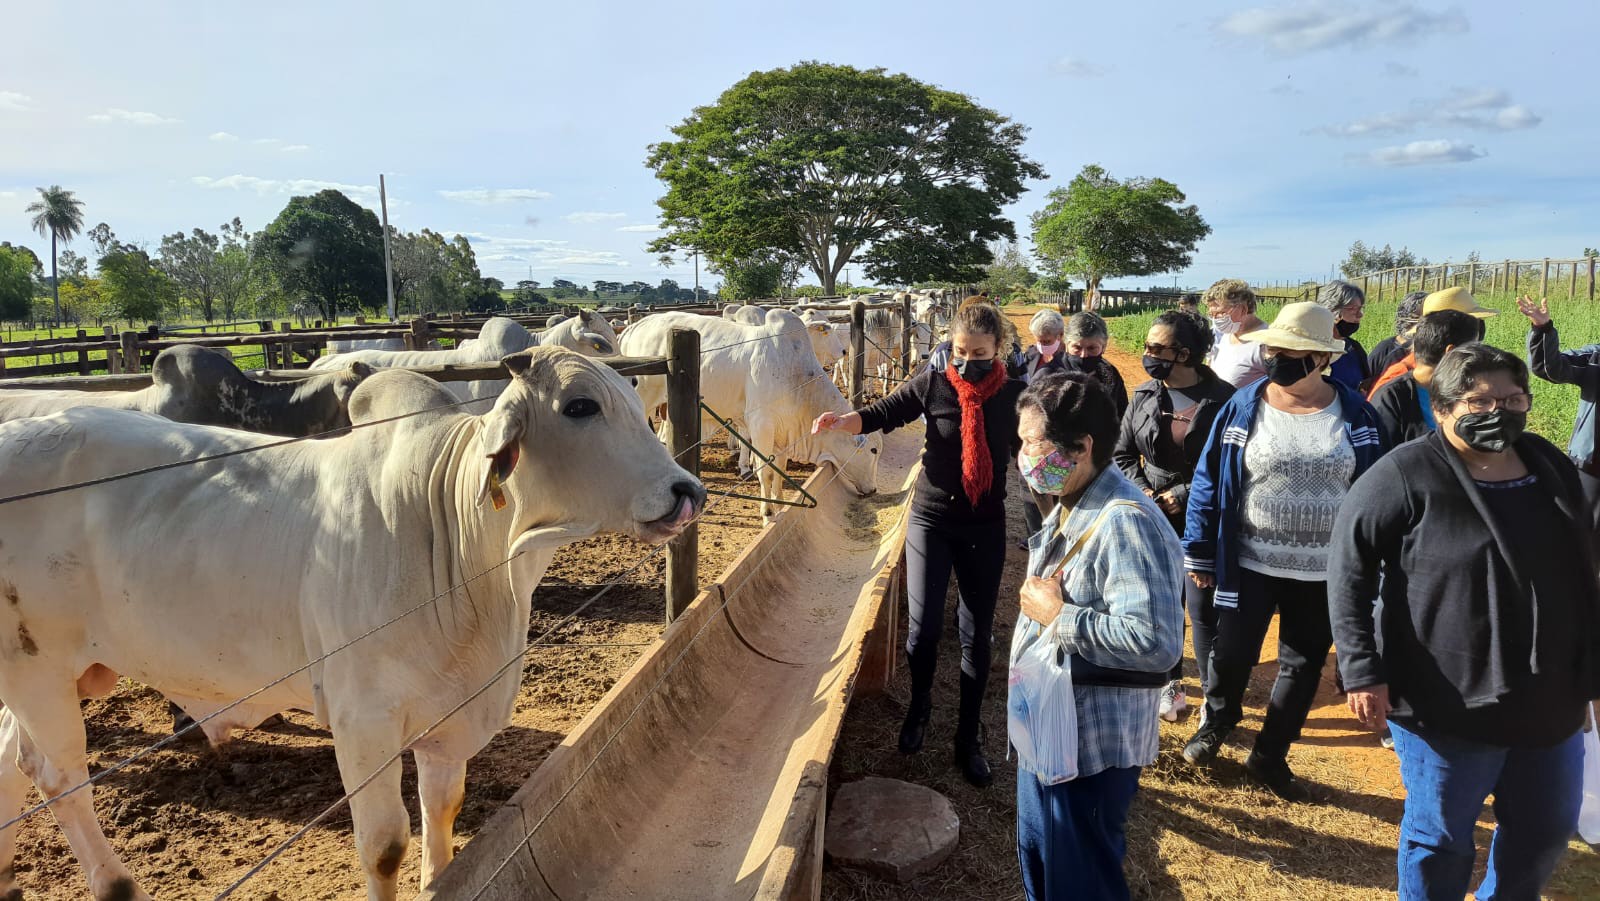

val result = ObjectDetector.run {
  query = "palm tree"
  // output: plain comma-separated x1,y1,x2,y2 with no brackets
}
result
26,185,86,324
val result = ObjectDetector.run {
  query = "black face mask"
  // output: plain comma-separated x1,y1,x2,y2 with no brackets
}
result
1067,353,1102,370
1454,410,1526,453
952,357,994,383
1265,353,1318,387
1142,355,1176,381
1335,319,1360,338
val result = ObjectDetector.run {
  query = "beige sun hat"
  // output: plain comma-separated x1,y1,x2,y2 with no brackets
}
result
1241,301,1345,358
1423,286,1497,319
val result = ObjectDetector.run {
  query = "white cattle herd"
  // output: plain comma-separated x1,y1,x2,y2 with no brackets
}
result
0,292,952,900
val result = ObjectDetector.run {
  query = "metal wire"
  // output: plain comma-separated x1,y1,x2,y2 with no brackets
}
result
212,464,767,899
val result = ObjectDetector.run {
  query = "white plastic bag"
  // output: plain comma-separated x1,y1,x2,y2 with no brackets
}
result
1579,704,1600,844
1007,618,1078,785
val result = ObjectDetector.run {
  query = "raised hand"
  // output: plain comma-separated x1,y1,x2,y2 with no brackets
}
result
1516,295,1551,328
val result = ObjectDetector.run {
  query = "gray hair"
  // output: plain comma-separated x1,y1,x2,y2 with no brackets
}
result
1397,291,1428,333
1029,309,1065,338
1428,343,1529,415
1317,280,1366,315
1064,311,1108,343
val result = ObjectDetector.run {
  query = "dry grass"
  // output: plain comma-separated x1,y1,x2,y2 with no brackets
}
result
822,332,1600,901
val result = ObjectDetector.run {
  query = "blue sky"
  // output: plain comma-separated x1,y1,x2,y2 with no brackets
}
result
1,1,1592,292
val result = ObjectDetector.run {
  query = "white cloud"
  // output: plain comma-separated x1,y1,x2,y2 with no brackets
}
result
1049,56,1107,78
1314,88,1541,137
209,131,240,142
563,211,627,224
437,187,552,204
280,144,311,153
0,91,33,112
88,108,180,125
190,174,379,201
1367,140,1486,166
1217,3,1468,55
444,231,629,270
617,224,664,233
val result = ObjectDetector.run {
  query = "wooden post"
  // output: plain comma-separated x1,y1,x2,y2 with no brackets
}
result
1468,262,1478,294
1590,257,1596,302
1504,260,1513,296
355,316,367,326
0,336,6,378
1362,275,1370,299
75,329,89,375
664,327,701,623
899,293,913,378
1570,261,1579,299
848,301,866,409
1405,268,1414,293
1541,258,1550,298
406,317,429,351
120,331,141,374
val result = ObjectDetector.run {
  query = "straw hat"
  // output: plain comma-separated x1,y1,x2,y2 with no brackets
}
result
1423,286,1497,319
1241,301,1345,357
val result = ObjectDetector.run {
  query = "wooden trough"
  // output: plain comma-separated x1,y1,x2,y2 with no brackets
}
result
421,422,923,901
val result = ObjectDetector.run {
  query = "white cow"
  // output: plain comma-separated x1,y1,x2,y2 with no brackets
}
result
311,313,620,402
0,347,702,901
795,309,846,370
620,310,880,521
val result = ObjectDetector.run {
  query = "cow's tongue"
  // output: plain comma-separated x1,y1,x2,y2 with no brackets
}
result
668,495,697,528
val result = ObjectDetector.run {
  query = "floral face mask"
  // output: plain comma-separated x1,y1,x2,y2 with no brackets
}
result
1017,447,1077,495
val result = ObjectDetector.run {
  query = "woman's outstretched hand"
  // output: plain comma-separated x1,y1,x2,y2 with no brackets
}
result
1516,295,1551,328
811,411,862,435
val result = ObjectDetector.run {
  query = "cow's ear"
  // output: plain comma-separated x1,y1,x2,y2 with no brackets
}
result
477,408,524,510
503,352,534,376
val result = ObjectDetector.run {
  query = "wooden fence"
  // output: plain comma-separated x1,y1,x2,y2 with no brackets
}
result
1357,257,1598,302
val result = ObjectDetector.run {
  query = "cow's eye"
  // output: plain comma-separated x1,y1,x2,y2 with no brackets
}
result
563,398,601,418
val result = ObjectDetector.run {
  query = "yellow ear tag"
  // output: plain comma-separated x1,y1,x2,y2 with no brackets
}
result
488,468,508,511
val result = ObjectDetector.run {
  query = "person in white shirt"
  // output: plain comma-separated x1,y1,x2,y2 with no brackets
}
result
1205,279,1269,388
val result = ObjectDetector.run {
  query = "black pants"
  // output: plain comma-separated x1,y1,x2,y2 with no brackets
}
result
904,508,1008,725
1170,576,1218,686
1201,568,1332,761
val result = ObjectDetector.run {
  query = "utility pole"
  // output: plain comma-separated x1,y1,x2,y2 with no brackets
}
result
379,174,396,321
692,250,700,301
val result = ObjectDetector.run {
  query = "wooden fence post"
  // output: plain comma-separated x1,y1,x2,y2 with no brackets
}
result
849,301,866,409
1468,263,1478,294
1541,258,1550,298
0,336,6,378
664,327,701,623
120,331,141,374
1590,257,1596,302
1503,260,1513,296
900,293,913,378
75,329,89,375
406,317,429,351
1570,261,1579,299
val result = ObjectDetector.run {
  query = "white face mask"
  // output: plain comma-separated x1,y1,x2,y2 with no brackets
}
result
1212,312,1240,335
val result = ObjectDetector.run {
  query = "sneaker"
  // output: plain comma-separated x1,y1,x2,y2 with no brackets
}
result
1380,728,1395,751
1159,680,1190,723
1182,725,1227,766
1245,751,1313,803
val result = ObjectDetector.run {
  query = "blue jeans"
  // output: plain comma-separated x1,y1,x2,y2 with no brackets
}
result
1390,720,1583,901
1016,766,1141,901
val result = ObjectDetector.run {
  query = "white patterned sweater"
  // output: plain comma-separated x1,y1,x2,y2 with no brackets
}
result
1236,396,1356,580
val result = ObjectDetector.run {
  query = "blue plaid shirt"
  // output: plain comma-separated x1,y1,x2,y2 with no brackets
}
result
1017,465,1185,779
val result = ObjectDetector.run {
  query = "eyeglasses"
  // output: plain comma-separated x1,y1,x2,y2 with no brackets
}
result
1458,393,1532,414
1143,343,1180,358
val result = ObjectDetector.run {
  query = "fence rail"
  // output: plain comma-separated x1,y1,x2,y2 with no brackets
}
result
1355,257,1598,302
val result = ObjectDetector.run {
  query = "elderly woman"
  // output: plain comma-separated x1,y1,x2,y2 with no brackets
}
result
1318,280,1370,391
1330,344,1600,900
1181,302,1385,800
1112,310,1235,723
1014,371,1184,901
1204,279,1269,388
1058,311,1129,422
1023,309,1069,383
1367,291,1428,378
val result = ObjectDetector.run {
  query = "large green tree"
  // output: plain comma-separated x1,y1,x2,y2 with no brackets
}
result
646,61,1045,294
254,189,385,320
99,247,175,323
25,185,86,323
1030,165,1210,307
0,245,36,321
1338,241,1428,278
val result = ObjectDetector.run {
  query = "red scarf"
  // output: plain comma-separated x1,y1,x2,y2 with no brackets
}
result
945,361,1010,507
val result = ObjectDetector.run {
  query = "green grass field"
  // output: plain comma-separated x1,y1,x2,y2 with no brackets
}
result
1101,289,1599,443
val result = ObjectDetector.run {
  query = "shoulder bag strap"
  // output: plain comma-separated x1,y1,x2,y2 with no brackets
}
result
1045,500,1142,580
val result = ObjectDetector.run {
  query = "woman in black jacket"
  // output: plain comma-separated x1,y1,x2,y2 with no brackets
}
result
1112,310,1235,724
1329,343,1600,901
814,302,1024,786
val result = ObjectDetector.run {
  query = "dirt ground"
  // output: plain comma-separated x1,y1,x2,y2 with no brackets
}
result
822,318,1600,901
11,445,781,900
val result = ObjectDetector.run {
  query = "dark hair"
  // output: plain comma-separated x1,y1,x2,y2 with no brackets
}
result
952,301,1003,342
1017,372,1117,468
1429,343,1530,415
1397,291,1427,333
1178,293,1201,308
1151,310,1213,363
1412,310,1482,367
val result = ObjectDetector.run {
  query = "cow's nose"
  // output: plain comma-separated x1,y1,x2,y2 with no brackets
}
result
673,479,707,509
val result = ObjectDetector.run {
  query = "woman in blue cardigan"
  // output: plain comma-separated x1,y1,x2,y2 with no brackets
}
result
1180,302,1385,801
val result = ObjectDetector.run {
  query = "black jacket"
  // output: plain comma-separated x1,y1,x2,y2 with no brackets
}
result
857,366,1025,522
1369,373,1434,449
1111,369,1234,521
1367,334,1411,381
1021,345,1068,383
1329,431,1600,743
